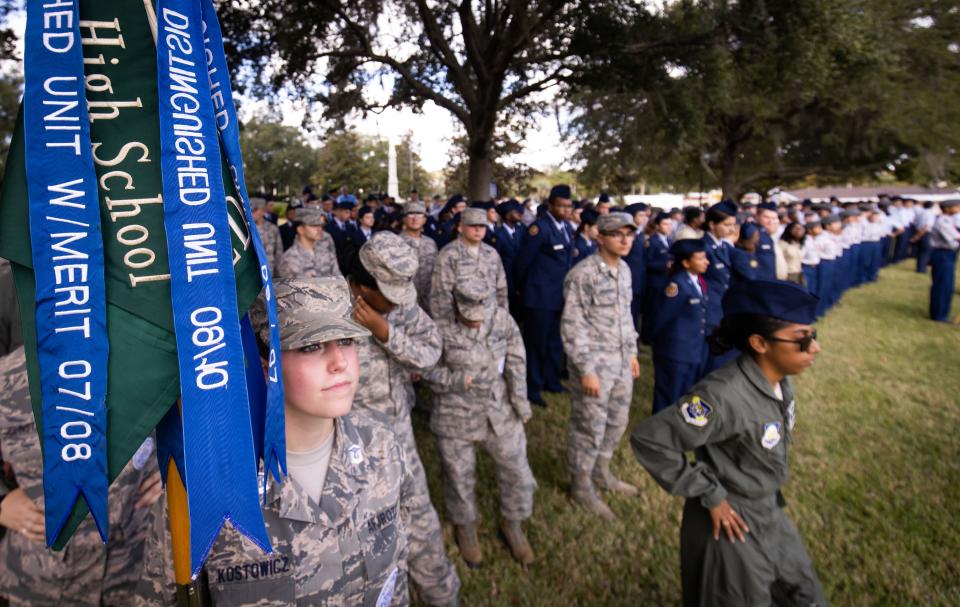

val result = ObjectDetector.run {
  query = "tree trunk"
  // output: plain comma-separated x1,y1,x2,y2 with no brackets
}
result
720,143,741,202
466,154,493,201
464,117,497,201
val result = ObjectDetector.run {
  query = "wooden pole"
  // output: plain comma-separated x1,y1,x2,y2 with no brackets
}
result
167,455,202,606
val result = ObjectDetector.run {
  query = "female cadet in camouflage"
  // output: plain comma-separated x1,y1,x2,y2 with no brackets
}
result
561,212,642,522
0,346,162,606
631,280,829,607
428,207,508,322
424,280,536,568
349,234,461,607
276,207,342,279
398,201,439,315
135,277,416,607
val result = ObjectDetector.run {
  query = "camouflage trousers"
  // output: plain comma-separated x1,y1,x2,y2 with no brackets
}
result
566,365,634,478
394,415,461,606
435,418,536,525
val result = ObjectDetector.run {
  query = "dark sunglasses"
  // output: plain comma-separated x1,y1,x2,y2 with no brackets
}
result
766,330,818,352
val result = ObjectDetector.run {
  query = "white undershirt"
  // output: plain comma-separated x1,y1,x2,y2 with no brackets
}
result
773,382,783,401
287,430,335,504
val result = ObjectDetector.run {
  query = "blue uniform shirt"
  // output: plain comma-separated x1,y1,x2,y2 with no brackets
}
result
652,273,708,364
701,234,732,327
755,231,777,280
514,214,574,311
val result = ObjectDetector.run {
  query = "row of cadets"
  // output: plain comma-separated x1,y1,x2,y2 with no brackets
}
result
621,203,648,331
700,200,738,374
493,199,525,320
929,199,960,322
514,185,575,407
650,239,709,414
640,211,674,345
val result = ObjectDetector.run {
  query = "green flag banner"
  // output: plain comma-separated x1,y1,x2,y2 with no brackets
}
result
0,0,263,549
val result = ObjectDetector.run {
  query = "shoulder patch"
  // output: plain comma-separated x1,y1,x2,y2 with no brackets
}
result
761,422,782,449
527,224,539,236
679,396,713,427
665,282,679,298
749,259,758,268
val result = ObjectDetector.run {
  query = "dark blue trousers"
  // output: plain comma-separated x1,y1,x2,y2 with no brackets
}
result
816,260,834,316
653,356,702,415
802,263,818,297
929,249,958,322
522,307,563,399
916,234,932,274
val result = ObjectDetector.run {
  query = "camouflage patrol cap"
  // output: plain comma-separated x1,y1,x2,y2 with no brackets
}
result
297,207,326,226
597,213,637,233
358,233,419,306
460,207,487,226
453,280,491,322
403,201,426,215
251,277,370,351
250,197,267,211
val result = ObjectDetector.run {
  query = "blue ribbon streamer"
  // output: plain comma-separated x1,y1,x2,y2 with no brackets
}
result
199,0,286,486
155,0,270,574
23,0,110,546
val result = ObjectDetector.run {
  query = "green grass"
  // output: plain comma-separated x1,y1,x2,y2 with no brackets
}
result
411,261,960,606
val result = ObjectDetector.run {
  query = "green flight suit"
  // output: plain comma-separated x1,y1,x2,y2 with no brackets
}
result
631,354,828,607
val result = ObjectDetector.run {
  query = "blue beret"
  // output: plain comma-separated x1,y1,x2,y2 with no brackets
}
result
549,184,572,201
334,200,354,211
598,193,611,203
357,205,373,219
740,222,759,239
722,279,819,325
470,200,495,210
669,238,706,259
758,201,778,212
580,208,600,225
624,203,648,215
709,199,738,217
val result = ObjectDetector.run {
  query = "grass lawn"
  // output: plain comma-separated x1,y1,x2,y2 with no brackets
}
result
411,261,960,606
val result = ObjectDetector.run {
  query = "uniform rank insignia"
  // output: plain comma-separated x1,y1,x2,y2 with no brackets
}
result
761,422,782,449
347,444,365,464
665,282,679,298
750,259,759,268
680,396,713,426
527,224,539,236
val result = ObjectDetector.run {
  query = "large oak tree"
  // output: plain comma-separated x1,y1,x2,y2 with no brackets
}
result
219,0,583,200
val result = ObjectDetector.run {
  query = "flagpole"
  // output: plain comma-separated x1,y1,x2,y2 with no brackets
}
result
167,451,202,606
141,4,198,603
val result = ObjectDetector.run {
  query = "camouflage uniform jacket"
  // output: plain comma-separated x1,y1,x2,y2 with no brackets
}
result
398,232,438,314
256,219,284,276
0,347,156,606
354,302,442,419
561,254,638,377
424,309,530,441
136,411,413,607
277,234,342,280
428,239,507,321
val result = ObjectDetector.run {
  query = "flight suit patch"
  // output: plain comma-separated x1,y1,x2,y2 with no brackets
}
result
761,422,782,449
679,396,712,427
